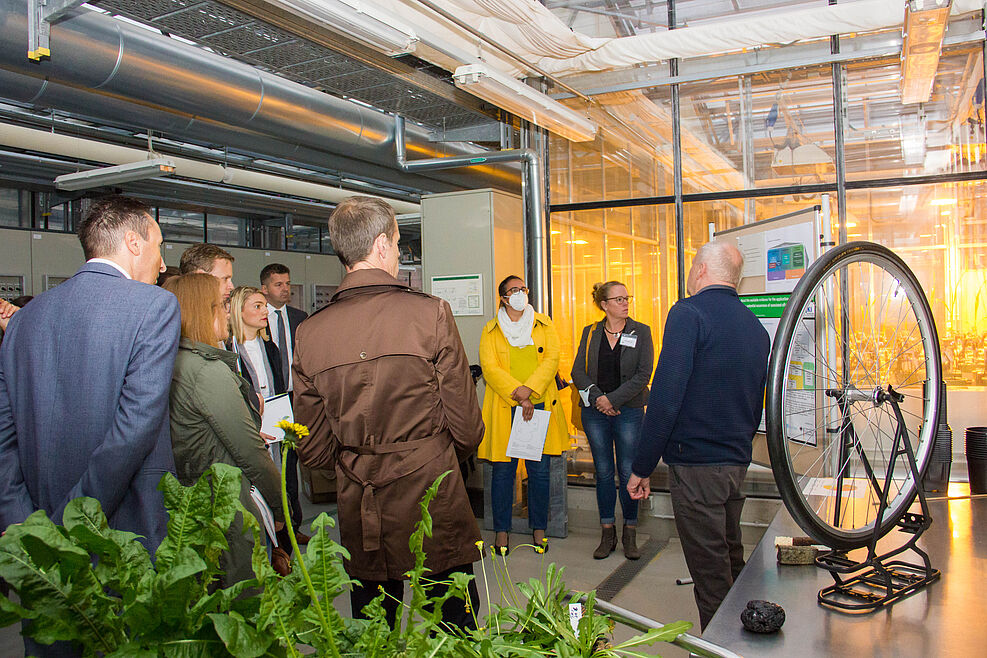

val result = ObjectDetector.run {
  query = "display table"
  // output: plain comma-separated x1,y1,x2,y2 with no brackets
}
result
702,491,987,656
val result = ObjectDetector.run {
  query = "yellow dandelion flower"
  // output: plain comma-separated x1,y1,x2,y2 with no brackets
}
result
475,540,484,552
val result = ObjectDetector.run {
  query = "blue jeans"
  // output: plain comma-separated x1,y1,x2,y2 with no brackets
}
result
491,453,552,532
581,405,644,525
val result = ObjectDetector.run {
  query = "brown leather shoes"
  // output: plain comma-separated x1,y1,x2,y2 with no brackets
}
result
271,546,292,576
294,530,311,545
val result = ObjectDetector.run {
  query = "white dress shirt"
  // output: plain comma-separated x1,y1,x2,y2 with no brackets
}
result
87,258,132,279
241,337,272,398
267,303,294,391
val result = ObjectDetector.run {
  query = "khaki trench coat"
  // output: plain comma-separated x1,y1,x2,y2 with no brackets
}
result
293,268,484,581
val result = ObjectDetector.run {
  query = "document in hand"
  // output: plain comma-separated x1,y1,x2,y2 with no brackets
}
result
505,407,552,461
260,392,293,442
249,486,279,547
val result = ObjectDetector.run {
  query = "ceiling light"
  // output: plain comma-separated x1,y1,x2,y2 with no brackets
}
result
566,239,589,245
453,63,598,142
930,198,956,205
901,0,952,104
271,0,418,56
54,158,177,191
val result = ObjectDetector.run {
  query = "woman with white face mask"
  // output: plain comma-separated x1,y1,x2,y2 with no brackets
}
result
477,275,569,555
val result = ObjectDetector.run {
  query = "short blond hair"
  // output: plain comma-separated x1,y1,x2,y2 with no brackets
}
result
327,196,397,268
229,286,269,344
163,274,222,345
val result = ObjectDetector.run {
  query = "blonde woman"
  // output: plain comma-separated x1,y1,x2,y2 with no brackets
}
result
478,275,569,554
227,286,286,402
571,281,653,560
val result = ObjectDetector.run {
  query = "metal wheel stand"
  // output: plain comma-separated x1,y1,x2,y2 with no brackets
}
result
815,385,941,612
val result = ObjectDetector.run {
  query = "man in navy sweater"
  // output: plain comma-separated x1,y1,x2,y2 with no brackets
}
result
628,239,769,630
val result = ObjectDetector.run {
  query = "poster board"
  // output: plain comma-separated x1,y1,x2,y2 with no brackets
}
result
715,206,824,468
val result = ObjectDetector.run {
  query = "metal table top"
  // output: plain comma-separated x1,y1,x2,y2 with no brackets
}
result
702,491,987,657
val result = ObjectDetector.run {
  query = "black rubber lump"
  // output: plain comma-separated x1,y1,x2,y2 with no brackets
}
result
740,599,786,633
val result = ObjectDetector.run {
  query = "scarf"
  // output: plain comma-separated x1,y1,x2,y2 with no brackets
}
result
497,304,535,348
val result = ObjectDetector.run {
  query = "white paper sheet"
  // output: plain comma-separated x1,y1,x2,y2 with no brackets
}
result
505,407,551,461
260,392,293,442
249,486,279,547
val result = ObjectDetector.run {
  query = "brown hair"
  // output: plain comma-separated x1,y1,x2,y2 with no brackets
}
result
229,285,269,343
327,196,397,268
77,196,154,260
163,274,223,345
591,281,625,310
179,243,235,275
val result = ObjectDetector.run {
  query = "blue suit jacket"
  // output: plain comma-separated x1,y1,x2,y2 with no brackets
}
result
0,262,180,551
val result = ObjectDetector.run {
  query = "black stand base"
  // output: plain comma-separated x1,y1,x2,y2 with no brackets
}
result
815,386,941,613
816,545,941,612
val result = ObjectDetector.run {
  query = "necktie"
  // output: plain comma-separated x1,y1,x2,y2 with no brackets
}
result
277,309,290,390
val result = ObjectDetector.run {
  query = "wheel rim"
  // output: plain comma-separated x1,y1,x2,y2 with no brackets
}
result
769,242,941,550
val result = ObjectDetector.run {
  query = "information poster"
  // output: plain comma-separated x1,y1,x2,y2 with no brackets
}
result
430,273,483,316
785,316,817,446
764,222,816,293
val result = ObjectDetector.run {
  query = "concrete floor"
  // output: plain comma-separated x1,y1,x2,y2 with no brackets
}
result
1,485,772,657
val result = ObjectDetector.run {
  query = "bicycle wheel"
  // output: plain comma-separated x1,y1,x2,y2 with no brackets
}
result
766,241,941,551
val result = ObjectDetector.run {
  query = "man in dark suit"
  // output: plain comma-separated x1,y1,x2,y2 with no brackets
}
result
260,263,309,541
0,196,180,656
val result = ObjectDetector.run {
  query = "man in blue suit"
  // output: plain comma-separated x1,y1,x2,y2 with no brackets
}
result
0,195,179,552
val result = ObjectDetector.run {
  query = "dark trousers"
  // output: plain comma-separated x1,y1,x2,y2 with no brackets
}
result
285,391,303,530
285,449,303,529
668,463,748,630
349,563,480,630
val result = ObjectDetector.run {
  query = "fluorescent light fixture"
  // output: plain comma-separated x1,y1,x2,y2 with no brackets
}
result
901,0,952,104
55,158,176,191
453,63,598,143
929,197,956,205
272,0,417,56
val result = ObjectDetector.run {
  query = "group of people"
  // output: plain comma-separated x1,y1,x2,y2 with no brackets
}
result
0,192,768,657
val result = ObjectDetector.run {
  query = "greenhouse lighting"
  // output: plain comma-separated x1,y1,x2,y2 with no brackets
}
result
453,63,598,143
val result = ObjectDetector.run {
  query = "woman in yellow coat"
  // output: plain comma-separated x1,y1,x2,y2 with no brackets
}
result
478,275,569,554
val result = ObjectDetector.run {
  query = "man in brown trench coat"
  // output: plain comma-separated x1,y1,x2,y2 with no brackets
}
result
293,196,484,629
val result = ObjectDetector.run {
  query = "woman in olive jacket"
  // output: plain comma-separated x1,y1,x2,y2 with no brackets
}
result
164,273,287,585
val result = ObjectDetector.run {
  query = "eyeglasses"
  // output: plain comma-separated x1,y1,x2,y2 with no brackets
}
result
605,296,633,304
503,286,528,297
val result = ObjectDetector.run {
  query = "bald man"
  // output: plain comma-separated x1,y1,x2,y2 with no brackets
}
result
627,240,769,630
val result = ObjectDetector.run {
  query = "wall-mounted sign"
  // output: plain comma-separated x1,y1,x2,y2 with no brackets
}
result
430,273,483,316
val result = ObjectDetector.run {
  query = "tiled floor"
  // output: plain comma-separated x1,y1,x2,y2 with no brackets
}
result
1,490,760,657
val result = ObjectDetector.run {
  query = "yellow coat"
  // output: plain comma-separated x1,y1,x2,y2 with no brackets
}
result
477,312,570,462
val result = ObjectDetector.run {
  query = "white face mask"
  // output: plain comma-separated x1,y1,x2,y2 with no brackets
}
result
508,290,528,312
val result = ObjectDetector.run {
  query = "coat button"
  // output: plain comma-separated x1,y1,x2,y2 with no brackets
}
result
538,346,544,352
360,351,367,359
552,399,557,405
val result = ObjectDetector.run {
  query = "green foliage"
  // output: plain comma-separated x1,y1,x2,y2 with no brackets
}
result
0,458,690,657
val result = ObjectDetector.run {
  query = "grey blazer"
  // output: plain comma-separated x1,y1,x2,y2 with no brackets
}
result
0,262,180,552
570,317,654,409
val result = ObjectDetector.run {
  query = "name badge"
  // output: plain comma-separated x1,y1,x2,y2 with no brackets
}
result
619,333,638,348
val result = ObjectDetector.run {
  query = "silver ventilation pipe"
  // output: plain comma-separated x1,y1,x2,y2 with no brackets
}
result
0,0,520,194
395,116,549,312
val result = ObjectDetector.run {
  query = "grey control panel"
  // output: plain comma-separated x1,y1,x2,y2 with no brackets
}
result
312,284,337,312
44,275,70,291
0,275,24,301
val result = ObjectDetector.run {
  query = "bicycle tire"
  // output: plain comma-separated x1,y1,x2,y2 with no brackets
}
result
766,241,941,551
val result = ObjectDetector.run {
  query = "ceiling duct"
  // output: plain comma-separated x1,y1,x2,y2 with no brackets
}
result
0,0,520,194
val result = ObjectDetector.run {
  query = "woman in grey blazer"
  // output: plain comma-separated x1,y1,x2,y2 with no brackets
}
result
571,281,654,560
